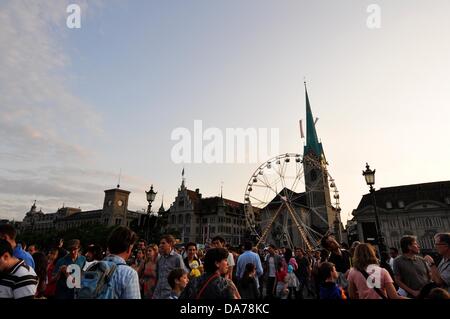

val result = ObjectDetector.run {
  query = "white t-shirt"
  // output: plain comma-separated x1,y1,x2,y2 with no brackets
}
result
227,252,235,267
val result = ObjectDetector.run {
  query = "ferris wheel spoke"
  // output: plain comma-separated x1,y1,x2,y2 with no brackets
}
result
257,203,285,247
284,202,313,251
256,175,279,197
248,195,269,206
289,163,302,200
308,206,330,226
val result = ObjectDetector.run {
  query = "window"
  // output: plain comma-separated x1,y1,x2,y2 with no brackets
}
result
445,197,450,205
178,215,183,224
185,215,191,223
179,200,184,208
398,201,405,208
386,201,392,209
171,215,176,224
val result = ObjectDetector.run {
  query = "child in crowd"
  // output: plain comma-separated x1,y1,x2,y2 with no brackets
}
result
319,262,346,300
167,268,189,299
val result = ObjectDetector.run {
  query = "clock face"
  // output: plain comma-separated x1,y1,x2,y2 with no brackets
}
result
107,200,113,207
117,200,123,207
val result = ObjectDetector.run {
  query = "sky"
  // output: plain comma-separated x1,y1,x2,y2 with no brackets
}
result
1,0,450,226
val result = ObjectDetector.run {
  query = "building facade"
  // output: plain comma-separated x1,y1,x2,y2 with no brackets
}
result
164,177,247,246
20,186,144,233
351,181,450,253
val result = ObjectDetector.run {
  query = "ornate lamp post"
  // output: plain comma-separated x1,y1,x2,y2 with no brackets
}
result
362,163,386,254
145,185,157,241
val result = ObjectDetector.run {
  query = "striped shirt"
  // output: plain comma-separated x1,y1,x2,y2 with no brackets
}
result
0,259,38,299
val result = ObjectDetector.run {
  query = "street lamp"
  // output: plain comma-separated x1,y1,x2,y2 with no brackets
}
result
145,185,157,241
362,163,386,254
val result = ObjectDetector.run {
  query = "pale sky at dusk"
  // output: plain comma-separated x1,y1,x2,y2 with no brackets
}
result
1,0,450,225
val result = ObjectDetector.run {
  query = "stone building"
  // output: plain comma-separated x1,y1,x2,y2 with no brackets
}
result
20,186,144,233
351,181,450,253
164,177,247,246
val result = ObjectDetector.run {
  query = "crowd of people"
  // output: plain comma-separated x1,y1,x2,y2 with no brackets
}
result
0,223,449,300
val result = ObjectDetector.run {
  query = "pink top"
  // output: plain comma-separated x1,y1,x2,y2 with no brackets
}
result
288,257,298,271
348,265,393,299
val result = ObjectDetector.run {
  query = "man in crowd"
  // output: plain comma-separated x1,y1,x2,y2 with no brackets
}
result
294,247,311,299
263,244,281,299
389,247,399,270
0,224,35,269
102,226,141,299
211,236,235,280
320,234,351,292
424,233,450,293
236,241,263,290
83,244,103,271
27,244,38,256
393,235,431,298
153,235,187,299
53,239,86,299
0,239,38,299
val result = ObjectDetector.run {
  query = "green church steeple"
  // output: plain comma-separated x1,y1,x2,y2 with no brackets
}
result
303,82,325,159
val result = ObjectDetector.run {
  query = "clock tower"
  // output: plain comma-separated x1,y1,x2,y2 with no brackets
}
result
102,186,130,227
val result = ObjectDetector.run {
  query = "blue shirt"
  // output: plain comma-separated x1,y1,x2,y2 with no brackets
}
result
153,250,187,299
13,245,35,269
236,251,263,280
103,255,141,299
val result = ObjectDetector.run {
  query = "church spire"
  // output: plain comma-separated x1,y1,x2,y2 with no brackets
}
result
303,82,325,159
159,193,165,214
180,167,186,190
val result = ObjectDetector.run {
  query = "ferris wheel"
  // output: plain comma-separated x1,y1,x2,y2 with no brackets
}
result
243,153,340,251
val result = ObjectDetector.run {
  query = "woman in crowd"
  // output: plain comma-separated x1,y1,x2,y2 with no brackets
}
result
238,263,259,299
347,243,406,299
131,248,146,272
139,244,159,299
44,247,59,298
32,252,48,299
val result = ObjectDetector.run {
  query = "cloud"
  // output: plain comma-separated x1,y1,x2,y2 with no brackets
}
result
0,1,117,220
0,0,103,163
0,165,150,220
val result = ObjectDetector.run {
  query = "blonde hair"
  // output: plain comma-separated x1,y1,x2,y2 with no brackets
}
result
352,243,379,271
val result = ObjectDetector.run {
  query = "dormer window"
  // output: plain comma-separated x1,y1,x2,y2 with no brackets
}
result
386,201,393,209
398,201,405,208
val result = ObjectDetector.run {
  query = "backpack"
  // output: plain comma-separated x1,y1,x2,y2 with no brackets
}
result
78,260,124,299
